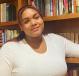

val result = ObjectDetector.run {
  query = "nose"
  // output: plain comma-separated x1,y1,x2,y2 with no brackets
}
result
31,19,37,26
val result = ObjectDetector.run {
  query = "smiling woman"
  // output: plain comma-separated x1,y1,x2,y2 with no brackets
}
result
17,5,44,40
1,5,79,76
20,8,44,38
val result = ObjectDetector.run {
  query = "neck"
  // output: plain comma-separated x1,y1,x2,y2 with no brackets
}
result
27,35,42,43
24,35,43,49
22,35,47,54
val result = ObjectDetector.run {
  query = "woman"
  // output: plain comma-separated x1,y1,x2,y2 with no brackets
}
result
0,5,79,76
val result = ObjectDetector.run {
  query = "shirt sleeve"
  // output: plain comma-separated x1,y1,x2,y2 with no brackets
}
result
0,56,12,76
0,43,13,76
47,33,79,57
65,39,79,57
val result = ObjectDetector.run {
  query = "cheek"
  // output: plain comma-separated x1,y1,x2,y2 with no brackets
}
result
38,19,44,26
39,20,44,28
22,26,31,36
21,24,30,31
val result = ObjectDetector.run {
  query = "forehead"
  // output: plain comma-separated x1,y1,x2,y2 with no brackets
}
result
22,8,38,18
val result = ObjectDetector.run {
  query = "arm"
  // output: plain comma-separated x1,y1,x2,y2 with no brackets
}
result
0,56,12,76
47,33,79,57
0,43,13,76
65,38,79,57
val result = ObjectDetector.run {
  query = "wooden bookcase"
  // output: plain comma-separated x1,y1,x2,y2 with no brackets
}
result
1,0,79,74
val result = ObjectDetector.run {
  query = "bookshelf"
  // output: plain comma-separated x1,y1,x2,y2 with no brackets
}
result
1,0,79,75
66,57,79,63
0,21,17,26
0,0,22,46
43,13,79,21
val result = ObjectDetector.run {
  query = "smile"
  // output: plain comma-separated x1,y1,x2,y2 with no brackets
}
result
31,26,40,32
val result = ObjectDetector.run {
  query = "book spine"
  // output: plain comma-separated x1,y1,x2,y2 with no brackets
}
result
1,3,7,22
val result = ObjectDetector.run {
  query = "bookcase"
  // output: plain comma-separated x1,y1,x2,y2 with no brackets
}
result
1,0,79,76
0,0,23,46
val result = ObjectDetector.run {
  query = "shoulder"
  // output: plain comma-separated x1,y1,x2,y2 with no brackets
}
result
43,33,67,45
0,40,28,54
44,33,66,40
0,42,17,66
0,41,20,55
1,41,19,49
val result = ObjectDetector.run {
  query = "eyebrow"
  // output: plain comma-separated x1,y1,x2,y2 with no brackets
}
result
22,13,39,21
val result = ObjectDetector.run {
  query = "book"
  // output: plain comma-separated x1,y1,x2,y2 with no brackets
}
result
76,0,79,13
6,3,16,21
1,3,7,22
45,0,51,16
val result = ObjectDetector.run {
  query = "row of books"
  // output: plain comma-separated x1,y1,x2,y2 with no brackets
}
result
66,69,79,76
1,0,79,22
58,32,79,43
0,29,19,47
25,0,79,16
0,30,79,46
0,3,16,22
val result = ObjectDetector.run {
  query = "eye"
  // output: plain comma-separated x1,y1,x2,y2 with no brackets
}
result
34,15,40,19
22,19,30,24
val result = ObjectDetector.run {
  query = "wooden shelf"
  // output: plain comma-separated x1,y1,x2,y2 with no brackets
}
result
66,57,79,63
0,21,17,26
43,13,79,21
0,0,16,3
1,13,79,27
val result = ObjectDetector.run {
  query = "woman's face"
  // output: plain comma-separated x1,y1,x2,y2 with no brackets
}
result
20,8,44,38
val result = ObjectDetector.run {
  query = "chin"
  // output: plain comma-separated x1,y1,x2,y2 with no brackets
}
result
32,34,42,38
32,32,42,38
31,28,44,37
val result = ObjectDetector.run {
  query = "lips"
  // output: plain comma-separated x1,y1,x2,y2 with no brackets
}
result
31,26,40,32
